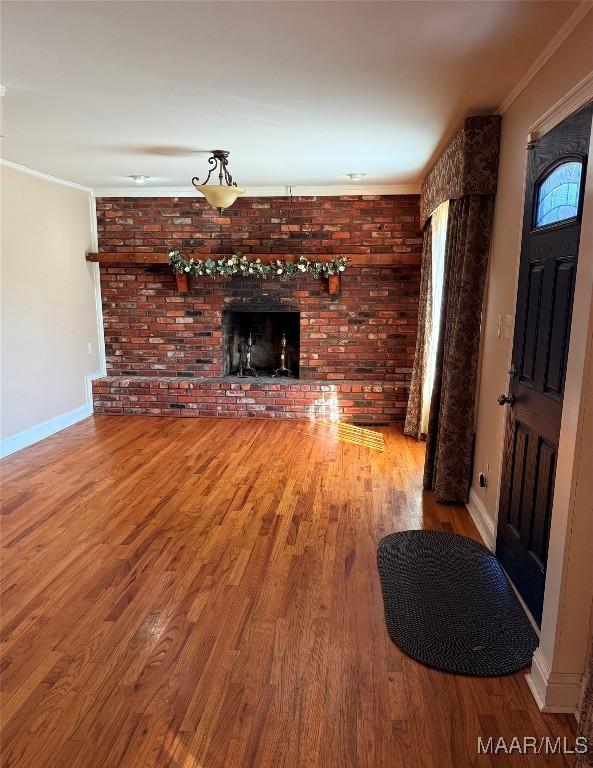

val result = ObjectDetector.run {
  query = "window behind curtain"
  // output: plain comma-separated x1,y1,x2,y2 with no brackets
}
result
420,200,449,434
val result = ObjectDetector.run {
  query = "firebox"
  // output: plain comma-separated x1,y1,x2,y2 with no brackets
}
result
222,309,300,377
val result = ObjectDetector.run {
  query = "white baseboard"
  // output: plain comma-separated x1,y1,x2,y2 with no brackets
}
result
85,370,104,408
0,403,92,458
0,371,102,459
526,647,584,717
466,496,584,719
466,488,496,551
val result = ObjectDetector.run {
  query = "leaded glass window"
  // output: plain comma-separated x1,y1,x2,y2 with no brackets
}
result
535,161,583,227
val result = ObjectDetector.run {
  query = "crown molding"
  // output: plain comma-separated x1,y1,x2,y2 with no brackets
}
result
92,183,421,199
529,70,593,137
0,159,93,193
498,1,593,115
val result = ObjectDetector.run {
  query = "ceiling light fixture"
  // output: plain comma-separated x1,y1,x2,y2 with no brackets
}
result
129,174,149,185
192,149,246,213
346,172,368,182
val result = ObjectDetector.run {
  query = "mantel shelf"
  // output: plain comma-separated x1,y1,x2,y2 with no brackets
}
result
86,252,400,266
86,251,409,295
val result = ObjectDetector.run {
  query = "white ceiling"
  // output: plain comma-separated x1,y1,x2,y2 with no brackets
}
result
0,0,583,193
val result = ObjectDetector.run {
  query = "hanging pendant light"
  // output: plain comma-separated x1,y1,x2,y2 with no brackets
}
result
192,149,246,213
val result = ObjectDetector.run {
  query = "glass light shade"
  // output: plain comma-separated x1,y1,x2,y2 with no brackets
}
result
194,184,246,210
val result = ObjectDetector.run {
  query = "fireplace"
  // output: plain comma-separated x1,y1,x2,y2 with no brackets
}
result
94,193,423,422
222,309,300,377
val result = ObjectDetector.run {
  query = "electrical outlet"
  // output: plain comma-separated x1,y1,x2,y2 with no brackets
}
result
496,314,502,338
504,314,514,339
87,342,93,355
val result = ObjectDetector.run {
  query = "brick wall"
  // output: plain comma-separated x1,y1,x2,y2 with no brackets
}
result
95,194,422,420
96,194,421,256
99,265,421,380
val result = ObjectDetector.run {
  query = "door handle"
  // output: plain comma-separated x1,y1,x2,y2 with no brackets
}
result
497,393,515,406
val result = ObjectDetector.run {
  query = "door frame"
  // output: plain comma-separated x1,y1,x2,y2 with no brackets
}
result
493,73,593,715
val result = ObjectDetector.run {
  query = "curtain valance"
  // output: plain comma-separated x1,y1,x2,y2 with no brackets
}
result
420,116,502,226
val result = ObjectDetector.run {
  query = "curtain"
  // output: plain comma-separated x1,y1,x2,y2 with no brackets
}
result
423,194,495,503
577,640,593,766
404,225,432,439
420,116,501,226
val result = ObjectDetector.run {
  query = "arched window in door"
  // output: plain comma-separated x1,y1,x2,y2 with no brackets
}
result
535,160,583,227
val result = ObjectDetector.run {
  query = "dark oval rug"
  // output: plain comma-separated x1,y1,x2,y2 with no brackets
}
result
377,530,539,676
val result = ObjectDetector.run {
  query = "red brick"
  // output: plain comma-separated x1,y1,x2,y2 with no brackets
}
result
96,194,422,419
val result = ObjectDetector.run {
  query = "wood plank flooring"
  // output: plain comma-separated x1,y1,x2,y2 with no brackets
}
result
0,416,576,767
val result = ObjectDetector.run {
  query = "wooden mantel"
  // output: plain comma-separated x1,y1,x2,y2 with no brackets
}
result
86,252,403,295
86,252,399,266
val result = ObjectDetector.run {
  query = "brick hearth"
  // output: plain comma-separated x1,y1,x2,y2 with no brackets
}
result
92,377,407,423
93,194,422,422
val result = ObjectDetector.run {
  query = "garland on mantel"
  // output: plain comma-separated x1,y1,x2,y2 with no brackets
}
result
169,251,348,279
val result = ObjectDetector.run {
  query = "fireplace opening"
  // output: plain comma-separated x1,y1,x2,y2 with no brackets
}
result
222,310,300,378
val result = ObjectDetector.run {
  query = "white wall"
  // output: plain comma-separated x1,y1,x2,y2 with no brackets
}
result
1,164,103,454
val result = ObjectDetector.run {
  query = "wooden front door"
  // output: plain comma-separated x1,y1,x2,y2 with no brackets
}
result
496,105,592,625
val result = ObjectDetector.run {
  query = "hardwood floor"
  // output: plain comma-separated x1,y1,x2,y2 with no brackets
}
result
1,416,576,767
